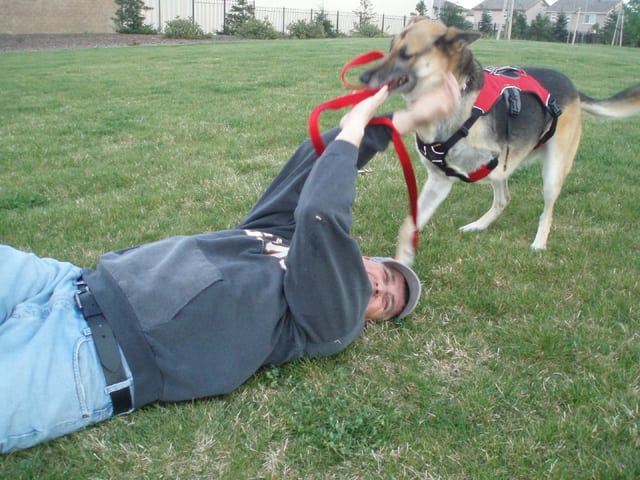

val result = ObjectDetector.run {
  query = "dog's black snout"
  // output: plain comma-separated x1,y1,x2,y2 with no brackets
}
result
359,70,373,85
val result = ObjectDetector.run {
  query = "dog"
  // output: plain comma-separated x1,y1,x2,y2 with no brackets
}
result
359,17,640,266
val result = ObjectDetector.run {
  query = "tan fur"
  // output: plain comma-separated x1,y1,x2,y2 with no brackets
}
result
360,18,640,266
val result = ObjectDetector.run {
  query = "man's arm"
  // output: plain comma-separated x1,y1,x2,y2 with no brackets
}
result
280,89,392,356
281,139,370,357
236,89,393,239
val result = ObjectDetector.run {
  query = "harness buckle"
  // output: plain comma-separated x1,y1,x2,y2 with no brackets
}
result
548,97,562,117
430,143,444,155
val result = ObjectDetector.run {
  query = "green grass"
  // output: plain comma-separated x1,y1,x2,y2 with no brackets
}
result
1,38,639,478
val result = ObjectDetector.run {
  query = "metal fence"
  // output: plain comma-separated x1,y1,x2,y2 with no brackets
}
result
142,0,414,36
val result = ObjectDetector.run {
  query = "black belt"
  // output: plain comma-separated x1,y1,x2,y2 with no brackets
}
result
74,282,132,415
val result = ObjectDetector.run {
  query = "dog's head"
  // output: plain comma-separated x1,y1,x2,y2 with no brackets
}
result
360,18,481,102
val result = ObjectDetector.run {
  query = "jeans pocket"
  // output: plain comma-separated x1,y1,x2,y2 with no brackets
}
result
0,326,113,453
72,332,114,421
42,332,113,444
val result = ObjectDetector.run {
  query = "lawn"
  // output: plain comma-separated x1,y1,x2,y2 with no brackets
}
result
1,37,639,479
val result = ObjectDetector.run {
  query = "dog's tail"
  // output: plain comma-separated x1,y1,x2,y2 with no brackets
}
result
579,83,640,119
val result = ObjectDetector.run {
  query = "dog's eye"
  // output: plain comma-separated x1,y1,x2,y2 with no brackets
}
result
398,46,413,60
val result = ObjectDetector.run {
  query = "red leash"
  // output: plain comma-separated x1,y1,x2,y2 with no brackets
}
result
307,51,420,253
340,50,386,90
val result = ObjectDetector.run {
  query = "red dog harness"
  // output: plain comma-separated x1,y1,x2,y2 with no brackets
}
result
417,66,562,183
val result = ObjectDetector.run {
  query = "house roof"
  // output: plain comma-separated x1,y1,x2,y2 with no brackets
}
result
472,0,546,11
546,0,620,13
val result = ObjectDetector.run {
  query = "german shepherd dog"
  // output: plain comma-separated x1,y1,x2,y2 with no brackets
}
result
359,18,640,266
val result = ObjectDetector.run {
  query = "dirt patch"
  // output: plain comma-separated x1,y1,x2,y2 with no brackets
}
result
0,33,234,53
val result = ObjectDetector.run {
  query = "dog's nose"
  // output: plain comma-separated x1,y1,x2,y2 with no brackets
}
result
359,70,372,85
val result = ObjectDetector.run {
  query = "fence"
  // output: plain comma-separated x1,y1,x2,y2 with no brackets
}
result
142,0,414,36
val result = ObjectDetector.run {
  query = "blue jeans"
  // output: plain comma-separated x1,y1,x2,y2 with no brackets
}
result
0,245,134,453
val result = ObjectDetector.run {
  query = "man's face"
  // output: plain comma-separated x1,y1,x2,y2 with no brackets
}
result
362,257,407,322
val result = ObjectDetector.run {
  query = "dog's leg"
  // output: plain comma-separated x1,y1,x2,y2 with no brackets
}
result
531,149,578,250
532,154,564,250
396,170,454,265
459,179,511,232
531,105,582,250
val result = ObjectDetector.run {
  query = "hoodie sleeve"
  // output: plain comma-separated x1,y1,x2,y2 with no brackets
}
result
236,119,393,240
280,138,373,358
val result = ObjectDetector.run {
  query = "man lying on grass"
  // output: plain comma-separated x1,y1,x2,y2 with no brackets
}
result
0,74,459,453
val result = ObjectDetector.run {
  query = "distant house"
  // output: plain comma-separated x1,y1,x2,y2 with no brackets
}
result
545,0,621,34
468,0,548,34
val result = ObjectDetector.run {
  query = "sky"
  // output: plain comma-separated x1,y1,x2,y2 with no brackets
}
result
258,0,481,16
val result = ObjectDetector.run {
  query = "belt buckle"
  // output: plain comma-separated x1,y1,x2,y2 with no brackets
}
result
74,284,89,310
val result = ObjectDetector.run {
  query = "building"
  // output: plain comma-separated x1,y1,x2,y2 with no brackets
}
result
469,0,549,36
0,0,117,34
545,0,621,35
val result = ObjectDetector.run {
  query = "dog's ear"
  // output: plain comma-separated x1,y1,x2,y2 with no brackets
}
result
408,16,428,26
438,26,482,50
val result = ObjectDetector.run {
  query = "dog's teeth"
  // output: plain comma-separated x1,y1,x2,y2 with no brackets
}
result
390,76,408,90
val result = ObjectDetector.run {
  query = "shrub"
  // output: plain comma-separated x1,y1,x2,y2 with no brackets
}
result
236,18,281,39
352,22,385,37
288,13,337,39
163,17,208,39
288,19,325,39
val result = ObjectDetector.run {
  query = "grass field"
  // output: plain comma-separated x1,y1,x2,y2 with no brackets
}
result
1,37,639,479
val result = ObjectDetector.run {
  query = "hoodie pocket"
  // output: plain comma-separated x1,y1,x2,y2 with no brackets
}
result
100,236,223,330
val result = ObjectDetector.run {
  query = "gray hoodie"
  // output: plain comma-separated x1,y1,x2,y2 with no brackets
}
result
83,123,393,408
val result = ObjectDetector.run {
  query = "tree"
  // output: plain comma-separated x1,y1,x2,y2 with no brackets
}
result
221,0,254,35
439,2,472,30
316,10,338,38
528,13,554,41
354,0,376,26
353,0,384,37
623,0,640,46
413,1,428,17
511,11,528,39
553,11,569,42
600,11,619,44
479,10,493,35
112,0,155,34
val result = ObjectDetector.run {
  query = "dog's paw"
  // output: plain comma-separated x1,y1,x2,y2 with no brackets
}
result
530,241,547,251
459,221,488,232
395,247,415,267
396,217,417,266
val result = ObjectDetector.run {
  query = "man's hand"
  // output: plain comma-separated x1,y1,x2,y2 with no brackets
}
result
392,73,461,135
336,85,389,147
